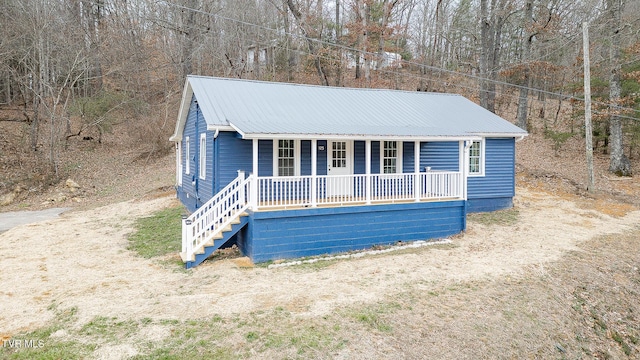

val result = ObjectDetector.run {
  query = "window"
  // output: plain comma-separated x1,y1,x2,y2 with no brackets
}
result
199,133,206,180
383,141,398,174
277,139,295,176
185,136,190,175
332,141,347,168
469,140,485,176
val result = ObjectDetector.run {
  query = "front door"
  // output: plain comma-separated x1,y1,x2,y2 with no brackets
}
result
327,140,352,197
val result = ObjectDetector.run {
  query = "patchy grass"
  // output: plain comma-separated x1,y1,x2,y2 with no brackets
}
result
79,316,140,343
468,207,520,226
127,205,183,258
4,229,640,359
349,302,402,333
1,303,95,359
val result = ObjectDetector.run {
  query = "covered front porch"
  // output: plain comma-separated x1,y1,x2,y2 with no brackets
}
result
181,136,473,267
247,137,472,210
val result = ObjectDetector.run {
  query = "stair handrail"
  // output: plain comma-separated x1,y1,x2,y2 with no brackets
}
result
182,171,252,261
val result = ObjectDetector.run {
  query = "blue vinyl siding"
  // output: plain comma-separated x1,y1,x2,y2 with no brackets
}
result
353,140,384,174
354,141,365,174
467,138,515,212
300,140,311,175
403,142,415,173
258,140,273,176
317,140,328,175
371,141,380,173
421,141,459,171
217,131,253,192
244,201,465,263
177,96,212,211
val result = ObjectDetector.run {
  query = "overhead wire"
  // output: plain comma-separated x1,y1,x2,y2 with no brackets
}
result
160,0,640,122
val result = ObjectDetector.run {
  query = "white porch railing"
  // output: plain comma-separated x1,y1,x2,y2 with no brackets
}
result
255,171,462,209
181,171,251,262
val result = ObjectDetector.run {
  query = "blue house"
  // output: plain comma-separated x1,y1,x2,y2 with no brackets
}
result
170,76,527,268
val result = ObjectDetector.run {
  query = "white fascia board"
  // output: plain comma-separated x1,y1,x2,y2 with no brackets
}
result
169,81,194,142
237,132,480,142
227,122,246,138
472,132,529,139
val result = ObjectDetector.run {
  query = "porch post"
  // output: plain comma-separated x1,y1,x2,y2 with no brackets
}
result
414,140,420,202
365,140,371,204
252,139,259,210
311,139,317,207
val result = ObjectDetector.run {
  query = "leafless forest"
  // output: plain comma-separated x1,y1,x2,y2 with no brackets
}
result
1,0,639,197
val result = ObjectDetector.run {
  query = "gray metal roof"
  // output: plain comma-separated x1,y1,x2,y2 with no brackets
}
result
180,75,527,140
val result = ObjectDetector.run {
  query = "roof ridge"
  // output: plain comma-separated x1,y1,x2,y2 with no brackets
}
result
186,75,461,97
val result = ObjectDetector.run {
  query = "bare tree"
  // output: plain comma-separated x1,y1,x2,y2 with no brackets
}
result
606,0,631,175
286,0,330,85
516,0,534,130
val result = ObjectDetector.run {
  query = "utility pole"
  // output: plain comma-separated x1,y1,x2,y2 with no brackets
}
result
583,22,595,192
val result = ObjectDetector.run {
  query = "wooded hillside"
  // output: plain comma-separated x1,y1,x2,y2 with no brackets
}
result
1,0,639,200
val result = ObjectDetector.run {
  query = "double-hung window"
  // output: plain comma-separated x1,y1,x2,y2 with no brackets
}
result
383,141,397,174
277,139,296,176
468,139,485,176
382,141,402,174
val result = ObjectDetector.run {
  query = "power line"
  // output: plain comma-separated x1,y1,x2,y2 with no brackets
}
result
161,0,640,121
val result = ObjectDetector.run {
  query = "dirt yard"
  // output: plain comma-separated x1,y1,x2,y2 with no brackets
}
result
1,161,640,358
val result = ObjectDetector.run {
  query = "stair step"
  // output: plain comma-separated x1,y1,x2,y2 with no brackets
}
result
180,251,194,263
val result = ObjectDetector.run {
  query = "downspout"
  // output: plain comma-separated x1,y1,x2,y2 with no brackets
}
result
462,139,473,231
213,129,219,194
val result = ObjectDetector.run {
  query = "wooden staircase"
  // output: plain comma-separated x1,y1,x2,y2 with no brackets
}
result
180,171,253,269
180,212,249,269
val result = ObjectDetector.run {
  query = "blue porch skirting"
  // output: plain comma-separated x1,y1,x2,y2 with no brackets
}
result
466,197,513,213
236,200,466,263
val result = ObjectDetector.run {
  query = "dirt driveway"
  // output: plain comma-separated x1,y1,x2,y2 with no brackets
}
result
1,185,639,357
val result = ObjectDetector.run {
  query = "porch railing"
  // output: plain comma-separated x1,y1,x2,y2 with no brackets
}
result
255,171,462,209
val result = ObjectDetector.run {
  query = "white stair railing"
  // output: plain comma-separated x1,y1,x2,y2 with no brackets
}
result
182,171,252,262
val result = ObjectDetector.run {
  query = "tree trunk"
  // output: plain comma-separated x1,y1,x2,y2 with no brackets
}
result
607,0,631,176
517,0,534,130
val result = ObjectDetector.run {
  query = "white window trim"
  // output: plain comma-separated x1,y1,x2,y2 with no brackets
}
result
185,136,190,175
468,138,486,177
176,141,182,185
272,139,301,176
380,140,403,174
199,133,206,180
